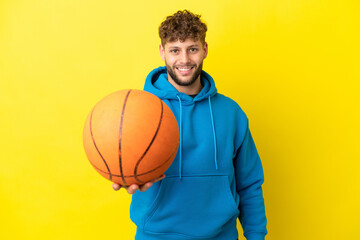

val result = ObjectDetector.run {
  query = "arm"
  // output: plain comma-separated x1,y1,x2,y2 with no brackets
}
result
235,125,267,240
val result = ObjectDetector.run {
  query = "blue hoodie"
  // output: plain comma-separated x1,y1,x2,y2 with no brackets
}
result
130,66,267,240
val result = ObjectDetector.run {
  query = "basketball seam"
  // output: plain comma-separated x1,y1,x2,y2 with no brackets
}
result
118,90,132,186
138,142,179,176
92,143,178,178
89,107,112,180
134,99,164,184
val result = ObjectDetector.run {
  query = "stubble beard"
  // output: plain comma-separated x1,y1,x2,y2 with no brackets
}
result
166,62,203,87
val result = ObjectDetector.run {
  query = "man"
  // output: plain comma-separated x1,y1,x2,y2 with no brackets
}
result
113,10,267,240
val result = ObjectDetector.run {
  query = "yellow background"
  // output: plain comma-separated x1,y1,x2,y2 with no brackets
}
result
1,0,359,239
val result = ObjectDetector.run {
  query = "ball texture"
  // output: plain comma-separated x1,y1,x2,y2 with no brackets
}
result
83,89,179,186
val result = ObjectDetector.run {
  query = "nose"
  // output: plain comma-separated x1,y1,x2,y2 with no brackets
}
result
179,51,190,64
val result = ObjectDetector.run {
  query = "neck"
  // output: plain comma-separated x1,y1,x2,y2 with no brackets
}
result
168,76,203,95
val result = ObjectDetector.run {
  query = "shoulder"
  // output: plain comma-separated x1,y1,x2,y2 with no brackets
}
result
214,93,248,122
212,93,249,147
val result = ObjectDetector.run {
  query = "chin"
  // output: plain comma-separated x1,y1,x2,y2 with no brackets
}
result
166,63,202,87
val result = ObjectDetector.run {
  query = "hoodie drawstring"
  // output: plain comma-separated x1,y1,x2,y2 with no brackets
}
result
176,95,183,179
176,95,218,180
208,96,218,170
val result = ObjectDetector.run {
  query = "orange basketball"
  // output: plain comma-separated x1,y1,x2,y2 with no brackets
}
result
83,89,179,186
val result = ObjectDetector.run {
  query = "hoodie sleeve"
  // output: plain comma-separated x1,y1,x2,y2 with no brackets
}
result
234,120,267,240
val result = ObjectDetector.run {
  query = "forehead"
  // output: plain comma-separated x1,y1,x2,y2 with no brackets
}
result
164,38,203,48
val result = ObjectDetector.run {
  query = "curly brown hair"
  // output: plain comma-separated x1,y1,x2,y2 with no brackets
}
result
159,10,207,47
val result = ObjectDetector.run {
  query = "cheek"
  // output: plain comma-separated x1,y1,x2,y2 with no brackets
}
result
165,56,176,66
193,55,204,64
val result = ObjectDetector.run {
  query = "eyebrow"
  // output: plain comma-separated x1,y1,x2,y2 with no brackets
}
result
168,44,200,49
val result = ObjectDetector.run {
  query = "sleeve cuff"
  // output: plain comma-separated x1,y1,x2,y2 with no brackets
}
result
245,232,266,240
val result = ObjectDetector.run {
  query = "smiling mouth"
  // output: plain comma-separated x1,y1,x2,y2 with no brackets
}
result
175,66,195,75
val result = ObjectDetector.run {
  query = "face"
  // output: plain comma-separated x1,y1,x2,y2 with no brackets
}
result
159,38,208,87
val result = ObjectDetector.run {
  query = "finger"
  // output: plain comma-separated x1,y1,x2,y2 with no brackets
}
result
139,182,153,192
153,174,166,183
127,184,139,194
112,183,122,191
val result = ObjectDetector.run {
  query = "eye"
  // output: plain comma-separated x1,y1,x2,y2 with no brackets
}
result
189,48,198,53
170,49,179,53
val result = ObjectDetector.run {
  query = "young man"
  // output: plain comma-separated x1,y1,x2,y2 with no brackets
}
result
113,10,267,240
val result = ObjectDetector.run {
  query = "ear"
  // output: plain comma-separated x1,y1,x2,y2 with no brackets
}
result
203,42,208,59
159,44,165,61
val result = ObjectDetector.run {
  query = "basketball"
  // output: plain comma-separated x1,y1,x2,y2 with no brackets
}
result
83,89,179,186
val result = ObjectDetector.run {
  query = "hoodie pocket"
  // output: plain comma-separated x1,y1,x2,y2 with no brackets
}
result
142,175,239,238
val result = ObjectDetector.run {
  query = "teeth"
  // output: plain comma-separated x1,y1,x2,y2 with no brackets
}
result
178,67,192,71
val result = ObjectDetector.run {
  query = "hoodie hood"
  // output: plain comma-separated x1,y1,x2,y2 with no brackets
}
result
144,66,217,103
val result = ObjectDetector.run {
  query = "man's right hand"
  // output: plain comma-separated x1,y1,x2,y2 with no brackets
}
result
112,174,165,194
